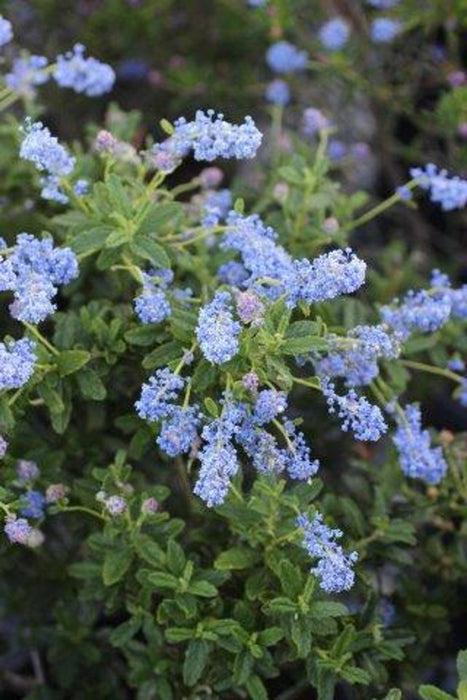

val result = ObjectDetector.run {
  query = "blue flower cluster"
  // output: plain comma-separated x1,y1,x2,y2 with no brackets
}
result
54,44,115,96
4,517,32,545
162,110,262,163
134,269,173,325
266,41,308,74
20,490,45,519
196,291,241,364
314,324,401,387
201,189,232,227
380,271,454,340
322,379,387,442
20,120,76,203
410,164,467,211
319,18,351,51
289,248,366,307
0,15,13,47
297,512,358,593
157,406,201,457
392,403,448,484
0,338,36,390
0,233,78,324
371,18,401,43
367,0,400,7
6,55,49,99
265,79,291,106
135,368,185,422
302,108,330,137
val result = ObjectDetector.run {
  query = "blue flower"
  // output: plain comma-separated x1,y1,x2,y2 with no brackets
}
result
134,288,171,325
6,55,49,99
289,248,366,307
265,79,291,106
201,188,232,227
20,490,45,519
253,390,287,425
54,44,115,96
221,211,294,298
170,110,262,162
314,324,400,387
392,403,448,484
266,41,308,74
4,517,32,545
235,291,265,326
319,18,351,51
0,338,36,389
410,163,467,211
380,273,452,339
194,405,244,506
0,16,13,47
196,291,240,364
367,0,399,7
157,406,200,456
297,512,358,593
371,18,401,43
302,108,330,137
322,379,387,442
135,368,185,422
283,421,320,480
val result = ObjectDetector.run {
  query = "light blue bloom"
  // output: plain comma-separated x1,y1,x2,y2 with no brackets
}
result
54,44,115,96
266,41,308,73
319,18,351,51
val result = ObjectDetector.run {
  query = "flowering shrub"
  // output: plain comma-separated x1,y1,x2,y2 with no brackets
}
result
0,3,466,699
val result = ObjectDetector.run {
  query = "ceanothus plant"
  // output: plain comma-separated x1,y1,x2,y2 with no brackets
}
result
0,10,466,699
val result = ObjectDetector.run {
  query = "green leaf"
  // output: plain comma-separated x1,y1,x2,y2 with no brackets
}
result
203,397,219,418
165,627,195,643
340,666,370,685
379,690,402,700
0,395,15,433
187,580,218,597
457,650,467,681
130,236,171,268
142,341,181,370
167,539,186,576
102,548,133,586
137,202,184,236
71,225,113,254
310,601,348,618
183,639,209,687
245,675,268,700
76,368,107,400
265,597,297,614
215,547,259,571
109,618,140,647
281,334,328,355
278,560,303,599
57,350,91,377
258,627,284,646
134,536,166,567
418,686,455,700
458,680,467,700
147,571,179,590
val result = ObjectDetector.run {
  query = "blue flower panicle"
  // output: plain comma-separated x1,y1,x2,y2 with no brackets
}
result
157,406,200,457
135,368,185,422
6,56,49,99
196,291,241,364
0,338,36,390
371,18,401,43
392,403,448,484
54,44,115,96
266,41,308,74
20,490,45,519
297,512,358,593
0,16,13,47
314,324,401,387
289,248,366,307
265,79,291,106
322,379,388,442
319,18,351,51
410,163,467,211
169,110,262,162
4,517,32,545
